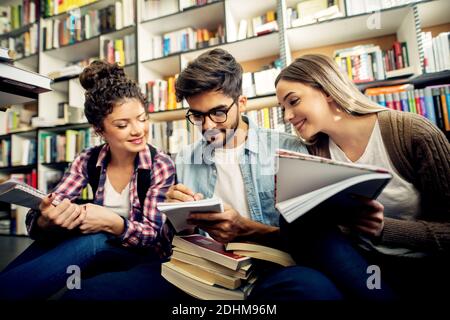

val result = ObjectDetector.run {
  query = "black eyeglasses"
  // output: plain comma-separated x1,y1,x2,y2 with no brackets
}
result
185,99,237,126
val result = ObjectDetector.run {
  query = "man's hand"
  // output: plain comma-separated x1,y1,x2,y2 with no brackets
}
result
165,183,204,202
38,194,86,230
187,204,251,243
79,203,124,235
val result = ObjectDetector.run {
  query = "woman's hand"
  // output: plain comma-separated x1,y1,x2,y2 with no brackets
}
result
79,203,125,236
37,194,86,230
342,197,385,239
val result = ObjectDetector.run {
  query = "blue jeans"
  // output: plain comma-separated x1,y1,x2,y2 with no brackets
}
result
280,214,396,300
249,265,343,300
0,233,160,300
61,261,192,301
61,262,344,301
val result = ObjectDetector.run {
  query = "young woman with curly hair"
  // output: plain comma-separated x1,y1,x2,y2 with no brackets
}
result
0,61,176,300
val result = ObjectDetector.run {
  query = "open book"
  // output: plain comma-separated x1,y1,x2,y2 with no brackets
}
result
0,178,59,209
157,198,224,233
275,149,392,223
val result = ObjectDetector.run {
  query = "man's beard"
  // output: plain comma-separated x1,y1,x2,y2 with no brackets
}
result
202,113,240,148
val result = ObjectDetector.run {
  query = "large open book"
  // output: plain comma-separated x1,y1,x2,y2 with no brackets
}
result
0,178,58,209
157,198,224,232
275,149,392,223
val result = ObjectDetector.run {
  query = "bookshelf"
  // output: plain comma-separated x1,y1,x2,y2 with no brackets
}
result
0,0,448,236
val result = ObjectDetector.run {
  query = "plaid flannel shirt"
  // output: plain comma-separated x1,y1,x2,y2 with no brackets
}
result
26,144,176,258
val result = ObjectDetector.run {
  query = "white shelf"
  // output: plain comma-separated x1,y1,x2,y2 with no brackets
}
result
417,0,450,28
182,32,280,64
14,54,39,72
51,80,69,93
140,55,180,78
140,1,225,35
0,63,52,107
287,6,410,52
100,25,136,40
43,37,100,62
246,94,278,111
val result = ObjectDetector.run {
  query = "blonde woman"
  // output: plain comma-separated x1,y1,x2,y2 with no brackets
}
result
275,54,450,299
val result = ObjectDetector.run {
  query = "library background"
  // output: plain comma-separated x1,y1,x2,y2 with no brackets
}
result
0,0,448,267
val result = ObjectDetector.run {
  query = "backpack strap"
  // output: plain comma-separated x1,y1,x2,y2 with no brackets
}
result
87,144,104,198
135,144,157,221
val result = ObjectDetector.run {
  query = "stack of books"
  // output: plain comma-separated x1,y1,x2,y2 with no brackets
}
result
162,234,296,300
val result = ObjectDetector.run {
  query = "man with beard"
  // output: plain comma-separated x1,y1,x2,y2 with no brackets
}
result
165,49,345,300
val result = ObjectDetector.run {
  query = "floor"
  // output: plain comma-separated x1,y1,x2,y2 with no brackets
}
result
0,235,33,271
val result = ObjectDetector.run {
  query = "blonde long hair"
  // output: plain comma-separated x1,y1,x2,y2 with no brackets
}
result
275,54,385,144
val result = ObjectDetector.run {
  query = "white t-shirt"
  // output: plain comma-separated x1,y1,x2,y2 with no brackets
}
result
329,120,424,257
213,143,251,220
103,174,131,219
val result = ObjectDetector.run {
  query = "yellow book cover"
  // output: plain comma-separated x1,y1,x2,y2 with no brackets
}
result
114,39,125,66
266,10,275,22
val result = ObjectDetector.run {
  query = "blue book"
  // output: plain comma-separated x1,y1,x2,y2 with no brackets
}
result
424,87,437,125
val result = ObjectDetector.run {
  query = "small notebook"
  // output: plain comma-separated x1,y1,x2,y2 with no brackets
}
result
157,198,224,233
0,178,58,209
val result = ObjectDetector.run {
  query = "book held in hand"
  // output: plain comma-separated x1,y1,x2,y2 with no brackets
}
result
157,197,224,233
0,178,58,209
275,149,392,223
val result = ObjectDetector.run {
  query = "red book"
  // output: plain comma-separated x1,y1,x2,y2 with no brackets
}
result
172,235,252,270
393,41,403,69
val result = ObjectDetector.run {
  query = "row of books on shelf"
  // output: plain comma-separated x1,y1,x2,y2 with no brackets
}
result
422,31,450,73
286,0,345,28
149,119,200,155
144,76,179,113
243,67,281,98
234,10,278,42
0,136,37,168
42,0,96,17
246,107,294,135
334,43,412,83
142,65,281,113
0,24,39,60
162,234,295,300
102,35,136,67
0,105,36,135
42,2,134,51
150,25,225,59
366,83,450,131
345,0,423,16
39,127,102,163
0,0,39,35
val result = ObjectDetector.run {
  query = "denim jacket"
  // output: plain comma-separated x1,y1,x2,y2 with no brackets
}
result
175,116,307,227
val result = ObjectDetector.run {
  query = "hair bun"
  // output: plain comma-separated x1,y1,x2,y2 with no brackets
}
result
79,60,125,91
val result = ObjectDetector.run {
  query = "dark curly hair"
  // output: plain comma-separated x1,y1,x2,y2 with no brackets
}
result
175,48,243,102
79,60,146,132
